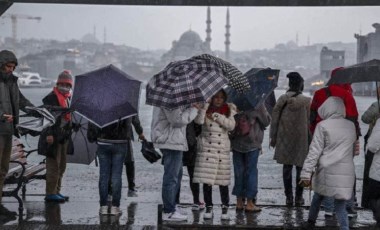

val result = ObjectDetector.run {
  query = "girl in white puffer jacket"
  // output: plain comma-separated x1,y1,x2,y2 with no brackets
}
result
193,89,236,220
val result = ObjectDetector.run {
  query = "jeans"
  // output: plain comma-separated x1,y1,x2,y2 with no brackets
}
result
161,149,183,213
323,192,355,213
203,184,229,207
309,192,348,230
176,164,200,204
97,144,127,207
283,164,303,198
232,149,259,200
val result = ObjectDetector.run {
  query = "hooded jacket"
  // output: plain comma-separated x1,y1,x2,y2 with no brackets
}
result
0,51,33,136
270,91,311,167
301,97,356,200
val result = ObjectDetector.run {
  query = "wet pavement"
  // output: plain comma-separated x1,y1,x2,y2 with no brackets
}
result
0,88,378,229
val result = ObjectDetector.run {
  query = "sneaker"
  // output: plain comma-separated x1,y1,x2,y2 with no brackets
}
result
295,196,305,206
0,205,17,216
99,206,108,215
57,193,69,201
324,211,335,217
347,207,358,218
162,211,187,222
128,189,138,197
45,194,65,203
110,206,122,216
221,205,230,220
301,220,316,229
191,202,205,211
203,206,213,219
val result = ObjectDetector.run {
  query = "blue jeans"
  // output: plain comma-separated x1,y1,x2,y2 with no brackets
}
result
309,192,348,230
323,192,355,213
97,144,127,207
232,149,259,200
161,149,183,213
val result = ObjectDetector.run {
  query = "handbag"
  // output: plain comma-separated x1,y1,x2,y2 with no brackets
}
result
141,140,161,164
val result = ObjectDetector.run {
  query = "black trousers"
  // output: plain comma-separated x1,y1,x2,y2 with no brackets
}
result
124,161,135,190
283,164,303,198
203,184,229,207
369,178,380,226
176,164,200,204
362,150,375,208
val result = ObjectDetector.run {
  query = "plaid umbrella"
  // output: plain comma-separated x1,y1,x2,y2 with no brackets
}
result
226,68,280,111
146,58,228,109
194,54,250,93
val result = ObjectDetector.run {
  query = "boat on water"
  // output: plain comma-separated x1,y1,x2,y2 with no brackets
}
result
15,72,55,88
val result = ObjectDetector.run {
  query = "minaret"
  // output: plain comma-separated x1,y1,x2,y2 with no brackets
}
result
225,7,231,60
103,27,107,44
205,6,212,50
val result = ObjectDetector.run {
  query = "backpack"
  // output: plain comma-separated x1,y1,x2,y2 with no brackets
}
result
233,113,252,137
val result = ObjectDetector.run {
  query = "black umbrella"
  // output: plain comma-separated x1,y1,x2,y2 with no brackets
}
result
326,59,380,85
66,113,97,165
71,65,142,128
226,68,280,111
326,59,380,112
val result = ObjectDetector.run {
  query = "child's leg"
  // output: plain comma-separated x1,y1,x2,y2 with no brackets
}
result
219,185,229,207
334,199,349,230
203,184,213,207
308,192,324,222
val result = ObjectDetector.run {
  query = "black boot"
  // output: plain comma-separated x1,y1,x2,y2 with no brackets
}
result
0,205,17,216
301,219,315,229
286,196,294,206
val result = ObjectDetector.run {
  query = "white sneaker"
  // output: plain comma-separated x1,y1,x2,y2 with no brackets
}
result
221,206,230,220
99,206,108,215
324,211,334,217
162,211,187,222
203,206,213,219
110,206,122,215
176,205,187,215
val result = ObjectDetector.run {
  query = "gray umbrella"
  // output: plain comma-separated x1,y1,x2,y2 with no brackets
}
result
17,106,56,136
66,113,97,165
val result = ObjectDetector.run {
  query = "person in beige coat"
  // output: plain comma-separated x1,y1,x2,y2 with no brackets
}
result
270,72,311,206
300,97,356,230
193,89,236,220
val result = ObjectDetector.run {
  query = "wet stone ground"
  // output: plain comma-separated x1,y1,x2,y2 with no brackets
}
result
0,88,378,229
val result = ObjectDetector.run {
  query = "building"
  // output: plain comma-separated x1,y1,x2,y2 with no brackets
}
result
320,46,345,79
354,23,380,95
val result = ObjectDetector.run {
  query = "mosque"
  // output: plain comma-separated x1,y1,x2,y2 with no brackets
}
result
160,6,231,64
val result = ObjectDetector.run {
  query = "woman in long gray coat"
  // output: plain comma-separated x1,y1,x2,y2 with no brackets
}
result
269,72,311,206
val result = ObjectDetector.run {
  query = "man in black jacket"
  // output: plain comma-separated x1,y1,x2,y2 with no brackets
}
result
0,50,34,216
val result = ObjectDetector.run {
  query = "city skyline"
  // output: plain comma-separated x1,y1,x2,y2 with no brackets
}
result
0,4,379,51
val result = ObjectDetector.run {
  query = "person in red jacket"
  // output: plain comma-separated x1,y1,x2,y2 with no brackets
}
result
310,67,360,137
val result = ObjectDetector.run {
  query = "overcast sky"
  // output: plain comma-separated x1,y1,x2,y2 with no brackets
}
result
0,4,379,51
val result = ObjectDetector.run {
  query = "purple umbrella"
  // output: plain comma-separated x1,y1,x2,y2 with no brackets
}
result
71,65,142,128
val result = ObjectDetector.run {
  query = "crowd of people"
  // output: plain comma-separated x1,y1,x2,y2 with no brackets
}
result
1,49,380,230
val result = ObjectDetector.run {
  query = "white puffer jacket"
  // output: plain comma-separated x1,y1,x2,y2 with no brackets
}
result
151,106,198,151
193,103,237,186
368,118,380,182
301,97,356,200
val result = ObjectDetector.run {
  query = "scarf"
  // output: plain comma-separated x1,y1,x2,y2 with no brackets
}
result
53,87,71,121
207,103,230,117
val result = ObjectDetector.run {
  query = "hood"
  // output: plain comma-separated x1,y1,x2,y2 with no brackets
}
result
318,96,345,120
285,91,307,111
0,50,18,67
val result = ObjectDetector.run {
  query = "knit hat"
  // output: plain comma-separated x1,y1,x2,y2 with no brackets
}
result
287,72,304,92
0,50,18,67
57,70,73,86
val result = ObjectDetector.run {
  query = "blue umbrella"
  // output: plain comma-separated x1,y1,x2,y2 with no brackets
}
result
71,65,142,128
227,68,280,112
